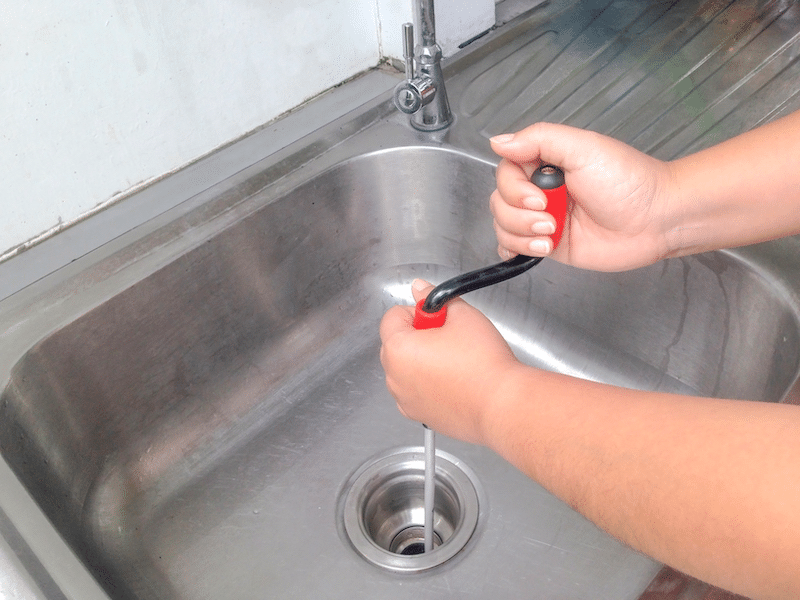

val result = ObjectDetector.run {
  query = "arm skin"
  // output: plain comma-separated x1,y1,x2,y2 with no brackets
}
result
380,111,800,599
381,284,800,600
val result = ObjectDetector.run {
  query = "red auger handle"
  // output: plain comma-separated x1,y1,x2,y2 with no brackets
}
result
412,298,447,329
532,164,567,250
412,164,567,330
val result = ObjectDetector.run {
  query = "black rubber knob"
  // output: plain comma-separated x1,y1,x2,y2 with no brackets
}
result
531,165,565,190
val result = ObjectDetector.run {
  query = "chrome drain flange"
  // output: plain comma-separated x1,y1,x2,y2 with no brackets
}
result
340,446,481,573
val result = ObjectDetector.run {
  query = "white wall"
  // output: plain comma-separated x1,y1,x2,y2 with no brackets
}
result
378,0,494,59
1,0,493,260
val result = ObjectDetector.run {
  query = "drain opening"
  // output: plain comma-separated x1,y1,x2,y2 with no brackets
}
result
392,526,443,555
341,447,481,573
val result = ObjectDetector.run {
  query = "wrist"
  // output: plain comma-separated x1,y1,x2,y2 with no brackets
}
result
660,116,800,256
660,157,716,258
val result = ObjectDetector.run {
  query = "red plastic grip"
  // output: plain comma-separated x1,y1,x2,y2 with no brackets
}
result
533,165,568,250
543,183,567,249
413,299,447,330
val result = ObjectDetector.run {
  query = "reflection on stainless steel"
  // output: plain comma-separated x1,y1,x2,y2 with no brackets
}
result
2,0,800,598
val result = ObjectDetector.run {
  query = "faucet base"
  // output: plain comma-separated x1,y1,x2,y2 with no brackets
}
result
410,111,453,132
409,45,452,131
392,20,453,132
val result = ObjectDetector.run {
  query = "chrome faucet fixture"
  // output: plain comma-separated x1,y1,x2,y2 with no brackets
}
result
393,0,453,131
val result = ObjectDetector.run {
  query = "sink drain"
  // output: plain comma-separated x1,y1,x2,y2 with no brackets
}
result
340,446,481,573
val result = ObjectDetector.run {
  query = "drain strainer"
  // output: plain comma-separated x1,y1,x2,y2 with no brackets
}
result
340,446,481,573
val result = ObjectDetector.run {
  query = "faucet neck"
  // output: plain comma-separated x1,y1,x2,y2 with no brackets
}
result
416,0,437,47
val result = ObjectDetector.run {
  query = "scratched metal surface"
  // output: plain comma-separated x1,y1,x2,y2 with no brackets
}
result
449,0,800,158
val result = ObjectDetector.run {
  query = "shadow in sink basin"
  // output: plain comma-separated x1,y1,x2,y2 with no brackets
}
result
2,147,799,599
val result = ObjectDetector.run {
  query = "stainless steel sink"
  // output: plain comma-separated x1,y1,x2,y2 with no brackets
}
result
3,1,800,599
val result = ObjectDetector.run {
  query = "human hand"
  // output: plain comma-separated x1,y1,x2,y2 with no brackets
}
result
490,122,677,272
379,279,520,445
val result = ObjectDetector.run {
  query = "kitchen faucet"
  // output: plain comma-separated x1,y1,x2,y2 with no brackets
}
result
392,0,453,131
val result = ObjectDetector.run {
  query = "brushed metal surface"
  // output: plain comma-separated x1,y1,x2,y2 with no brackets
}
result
2,0,800,598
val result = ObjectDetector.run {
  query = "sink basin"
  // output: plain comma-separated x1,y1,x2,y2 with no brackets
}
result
3,1,800,598
2,141,799,599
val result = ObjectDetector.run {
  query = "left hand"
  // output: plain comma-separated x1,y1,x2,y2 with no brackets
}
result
489,122,675,272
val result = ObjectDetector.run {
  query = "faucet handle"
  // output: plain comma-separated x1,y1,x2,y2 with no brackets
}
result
402,22,415,80
394,78,435,114
393,22,436,114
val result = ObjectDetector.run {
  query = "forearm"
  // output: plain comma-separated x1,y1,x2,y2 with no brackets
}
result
485,365,800,599
666,110,800,257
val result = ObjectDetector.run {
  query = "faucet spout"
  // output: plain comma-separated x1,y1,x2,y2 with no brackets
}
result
392,0,453,131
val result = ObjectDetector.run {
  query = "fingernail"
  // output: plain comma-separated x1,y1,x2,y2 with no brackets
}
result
529,239,551,254
532,221,555,235
498,246,514,260
490,133,515,144
411,278,428,292
522,196,546,210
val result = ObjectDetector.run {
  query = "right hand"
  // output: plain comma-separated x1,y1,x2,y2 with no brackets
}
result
490,122,678,272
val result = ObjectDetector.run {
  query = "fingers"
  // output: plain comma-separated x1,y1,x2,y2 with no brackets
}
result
378,279,441,361
379,304,414,398
494,159,547,210
490,188,557,236
490,125,582,260
379,304,413,347
493,219,553,258
490,168,558,258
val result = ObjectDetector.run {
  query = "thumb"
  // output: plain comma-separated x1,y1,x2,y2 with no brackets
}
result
489,128,544,165
490,122,587,169
411,278,435,303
